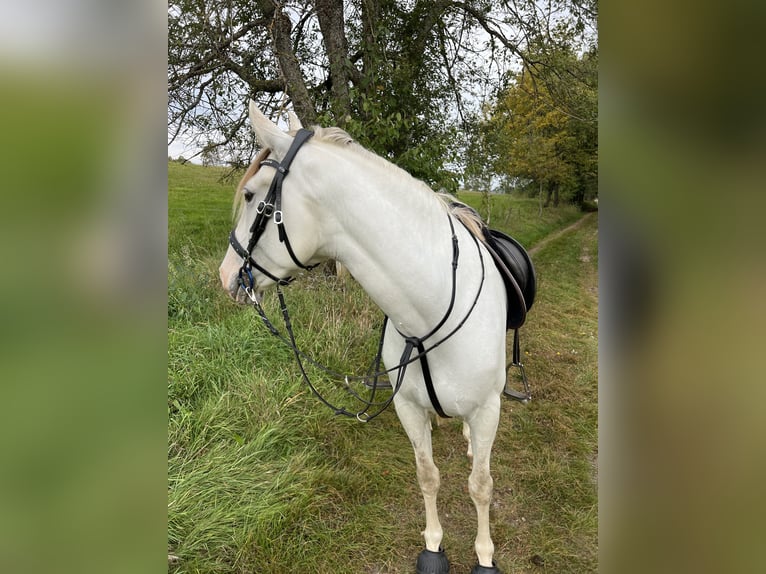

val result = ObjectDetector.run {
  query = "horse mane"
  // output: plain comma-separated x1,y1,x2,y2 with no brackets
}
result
310,126,487,241
233,147,271,221
437,194,487,240
311,125,355,146
234,126,487,243
311,126,398,175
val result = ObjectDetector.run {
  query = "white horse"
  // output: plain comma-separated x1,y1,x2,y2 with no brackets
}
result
219,102,509,574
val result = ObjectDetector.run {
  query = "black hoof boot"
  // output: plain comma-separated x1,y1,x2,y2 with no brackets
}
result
416,547,450,574
470,561,502,574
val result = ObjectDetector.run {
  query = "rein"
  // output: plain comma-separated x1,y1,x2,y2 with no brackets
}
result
230,130,486,421
249,229,485,422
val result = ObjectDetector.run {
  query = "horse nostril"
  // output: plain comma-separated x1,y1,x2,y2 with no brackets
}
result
219,267,240,299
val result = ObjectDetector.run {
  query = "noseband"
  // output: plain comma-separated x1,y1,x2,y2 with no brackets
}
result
230,128,317,297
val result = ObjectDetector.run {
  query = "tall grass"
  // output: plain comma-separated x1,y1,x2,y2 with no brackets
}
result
168,161,597,573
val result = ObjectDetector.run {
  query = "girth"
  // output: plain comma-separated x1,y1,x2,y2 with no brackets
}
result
400,335,448,418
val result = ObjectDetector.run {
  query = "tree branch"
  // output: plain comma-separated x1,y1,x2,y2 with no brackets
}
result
256,0,317,125
168,17,268,91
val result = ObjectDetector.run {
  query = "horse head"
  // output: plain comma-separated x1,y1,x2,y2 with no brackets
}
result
219,102,324,303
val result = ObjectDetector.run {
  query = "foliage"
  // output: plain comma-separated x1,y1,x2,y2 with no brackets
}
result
168,0,597,192
483,41,598,207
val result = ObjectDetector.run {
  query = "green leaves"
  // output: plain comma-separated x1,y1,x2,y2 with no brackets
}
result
483,44,598,205
169,0,596,195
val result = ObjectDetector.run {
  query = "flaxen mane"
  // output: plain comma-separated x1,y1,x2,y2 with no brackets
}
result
441,196,487,240
236,127,487,243
233,147,271,221
311,126,489,241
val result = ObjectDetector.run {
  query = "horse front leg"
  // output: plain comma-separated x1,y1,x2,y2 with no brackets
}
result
395,399,450,574
463,420,473,460
467,400,502,573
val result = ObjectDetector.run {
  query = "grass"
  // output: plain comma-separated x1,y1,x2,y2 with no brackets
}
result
455,191,582,249
168,161,597,573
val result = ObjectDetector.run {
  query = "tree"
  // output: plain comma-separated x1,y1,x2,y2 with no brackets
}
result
484,41,597,208
168,1,597,190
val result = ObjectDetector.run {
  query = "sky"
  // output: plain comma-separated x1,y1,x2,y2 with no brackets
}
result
168,136,202,163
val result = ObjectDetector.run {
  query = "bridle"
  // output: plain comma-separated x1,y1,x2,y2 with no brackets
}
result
229,128,318,294
228,128,486,422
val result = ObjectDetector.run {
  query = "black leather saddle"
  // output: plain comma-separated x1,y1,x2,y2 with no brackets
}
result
482,228,536,330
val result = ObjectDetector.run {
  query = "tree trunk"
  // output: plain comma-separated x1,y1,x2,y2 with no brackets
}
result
360,0,380,80
314,0,352,126
405,0,451,63
257,0,316,125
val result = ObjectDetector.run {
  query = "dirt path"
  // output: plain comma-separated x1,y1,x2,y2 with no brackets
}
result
528,211,596,255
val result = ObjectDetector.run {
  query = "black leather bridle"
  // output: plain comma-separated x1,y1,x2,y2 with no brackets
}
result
230,128,317,297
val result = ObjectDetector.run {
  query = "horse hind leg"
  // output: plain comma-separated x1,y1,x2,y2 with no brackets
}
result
467,401,502,573
395,400,450,574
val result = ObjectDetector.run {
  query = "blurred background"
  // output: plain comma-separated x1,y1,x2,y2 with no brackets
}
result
600,2,766,572
0,2,165,573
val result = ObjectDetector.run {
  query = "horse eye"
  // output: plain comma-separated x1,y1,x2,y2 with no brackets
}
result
244,190,254,202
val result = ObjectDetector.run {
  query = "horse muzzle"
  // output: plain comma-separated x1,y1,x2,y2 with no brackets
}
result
219,263,260,305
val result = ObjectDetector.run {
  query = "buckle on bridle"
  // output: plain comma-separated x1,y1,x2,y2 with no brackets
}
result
274,210,283,225
238,264,255,288
237,266,261,303
257,201,274,217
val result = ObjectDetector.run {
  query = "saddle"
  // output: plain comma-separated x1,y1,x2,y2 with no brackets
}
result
482,228,536,331
371,206,538,403
481,226,537,402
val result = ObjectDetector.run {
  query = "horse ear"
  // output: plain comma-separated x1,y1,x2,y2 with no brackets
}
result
248,100,291,157
287,110,303,131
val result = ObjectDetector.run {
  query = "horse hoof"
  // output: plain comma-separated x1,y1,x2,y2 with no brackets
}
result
416,547,450,574
470,561,502,574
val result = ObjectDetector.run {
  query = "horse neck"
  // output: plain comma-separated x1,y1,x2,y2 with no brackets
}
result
313,154,461,336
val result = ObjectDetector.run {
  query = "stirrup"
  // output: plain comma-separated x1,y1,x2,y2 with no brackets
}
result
504,361,531,403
